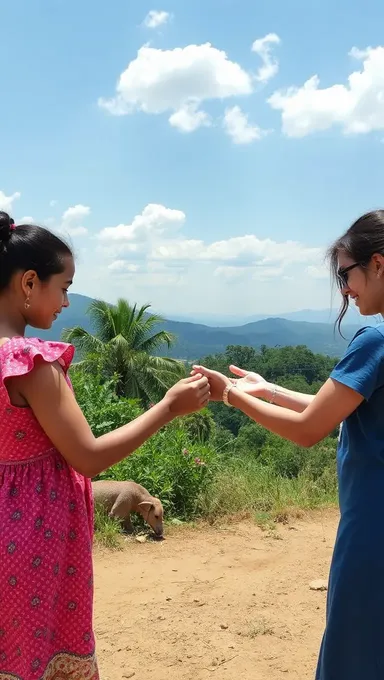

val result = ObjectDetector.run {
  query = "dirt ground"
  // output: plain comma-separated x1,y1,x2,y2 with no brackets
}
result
94,509,338,680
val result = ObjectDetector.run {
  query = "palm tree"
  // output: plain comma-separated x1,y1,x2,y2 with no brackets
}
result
62,299,185,402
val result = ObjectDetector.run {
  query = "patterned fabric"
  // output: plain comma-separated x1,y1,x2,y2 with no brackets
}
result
0,337,99,680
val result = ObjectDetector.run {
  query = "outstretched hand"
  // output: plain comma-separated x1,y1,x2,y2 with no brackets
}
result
229,365,270,399
191,365,231,401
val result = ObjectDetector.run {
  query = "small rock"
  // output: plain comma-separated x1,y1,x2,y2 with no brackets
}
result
220,623,229,630
122,673,135,679
135,535,147,543
309,580,328,591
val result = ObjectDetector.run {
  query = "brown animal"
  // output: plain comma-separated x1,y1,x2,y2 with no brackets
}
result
92,480,164,536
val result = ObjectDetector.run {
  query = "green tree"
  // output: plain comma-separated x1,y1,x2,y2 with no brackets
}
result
63,298,185,402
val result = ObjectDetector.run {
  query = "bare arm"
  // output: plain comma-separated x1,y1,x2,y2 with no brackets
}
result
259,383,315,412
227,365,315,412
227,379,357,446
16,361,210,478
193,364,362,448
229,378,356,447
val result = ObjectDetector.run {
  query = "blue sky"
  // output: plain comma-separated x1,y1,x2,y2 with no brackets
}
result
1,0,384,320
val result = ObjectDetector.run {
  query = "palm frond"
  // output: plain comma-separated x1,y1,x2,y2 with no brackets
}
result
88,300,116,342
62,327,105,355
136,330,176,353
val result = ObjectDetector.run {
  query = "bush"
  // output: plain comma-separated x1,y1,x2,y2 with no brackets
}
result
70,368,142,435
235,423,268,454
98,426,218,519
180,409,215,443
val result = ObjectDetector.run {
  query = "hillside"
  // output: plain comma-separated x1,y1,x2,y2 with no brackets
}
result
27,294,363,359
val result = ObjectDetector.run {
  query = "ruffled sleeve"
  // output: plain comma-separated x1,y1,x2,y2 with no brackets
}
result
0,336,75,382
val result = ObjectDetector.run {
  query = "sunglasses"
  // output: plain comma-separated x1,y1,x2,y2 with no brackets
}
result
337,262,362,288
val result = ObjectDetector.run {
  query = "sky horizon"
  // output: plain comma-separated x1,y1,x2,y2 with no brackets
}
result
2,0,384,317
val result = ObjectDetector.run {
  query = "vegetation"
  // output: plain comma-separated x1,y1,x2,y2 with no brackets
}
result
63,298,185,404
67,323,339,542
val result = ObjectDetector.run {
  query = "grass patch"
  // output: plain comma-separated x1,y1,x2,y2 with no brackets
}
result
94,505,123,550
198,457,337,528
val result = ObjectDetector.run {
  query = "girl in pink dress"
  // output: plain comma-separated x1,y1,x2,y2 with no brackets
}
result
0,211,210,680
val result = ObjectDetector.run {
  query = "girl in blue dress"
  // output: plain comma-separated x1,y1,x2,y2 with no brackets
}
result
193,210,384,679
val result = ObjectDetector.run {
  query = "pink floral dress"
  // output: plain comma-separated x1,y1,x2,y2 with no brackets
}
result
0,337,99,680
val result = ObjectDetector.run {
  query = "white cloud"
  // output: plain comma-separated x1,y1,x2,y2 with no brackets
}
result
169,100,211,132
60,204,90,236
64,201,332,317
150,239,203,262
98,204,185,242
268,45,384,137
98,43,253,131
201,235,320,266
108,260,140,273
62,204,91,222
98,204,322,280
252,33,281,83
223,106,266,144
0,190,20,214
143,10,171,29
19,216,35,224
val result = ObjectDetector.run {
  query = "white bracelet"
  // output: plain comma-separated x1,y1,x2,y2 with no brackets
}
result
223,383,236,407
269,385,277,404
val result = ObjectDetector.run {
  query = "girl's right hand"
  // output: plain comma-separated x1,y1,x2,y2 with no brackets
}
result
163,374,210,416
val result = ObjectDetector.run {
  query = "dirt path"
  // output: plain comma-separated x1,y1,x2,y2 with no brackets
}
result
94,509,338,680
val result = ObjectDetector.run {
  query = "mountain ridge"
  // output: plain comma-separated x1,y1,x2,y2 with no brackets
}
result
25,294,367,360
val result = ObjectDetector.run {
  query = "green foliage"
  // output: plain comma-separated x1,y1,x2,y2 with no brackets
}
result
63,298,185,403
70,340,339,541
211,424,236,453
180,409,215,443
235,423,268,453
70,368,142,436
98,427,217,519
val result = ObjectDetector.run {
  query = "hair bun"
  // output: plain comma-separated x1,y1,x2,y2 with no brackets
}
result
0,212,15,242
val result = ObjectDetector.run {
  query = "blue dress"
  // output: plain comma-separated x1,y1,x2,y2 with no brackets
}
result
316,323,384,679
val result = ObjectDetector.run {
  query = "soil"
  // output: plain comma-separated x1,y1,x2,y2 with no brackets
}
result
94,509,338,680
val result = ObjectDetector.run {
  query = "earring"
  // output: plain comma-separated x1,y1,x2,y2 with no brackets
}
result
24,295,31,310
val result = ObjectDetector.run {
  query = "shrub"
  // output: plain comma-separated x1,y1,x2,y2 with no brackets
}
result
98,426,218,519
70,368,142,435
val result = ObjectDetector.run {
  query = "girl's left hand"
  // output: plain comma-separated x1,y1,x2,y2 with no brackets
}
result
191,365,231,401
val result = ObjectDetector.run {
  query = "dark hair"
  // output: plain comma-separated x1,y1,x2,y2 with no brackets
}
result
0,211,72,293
328,210,384,332
0,211,73,292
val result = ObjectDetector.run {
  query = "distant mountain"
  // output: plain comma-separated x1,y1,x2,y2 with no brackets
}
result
26,294,366,360
170,307,378,326
274,308,378,325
